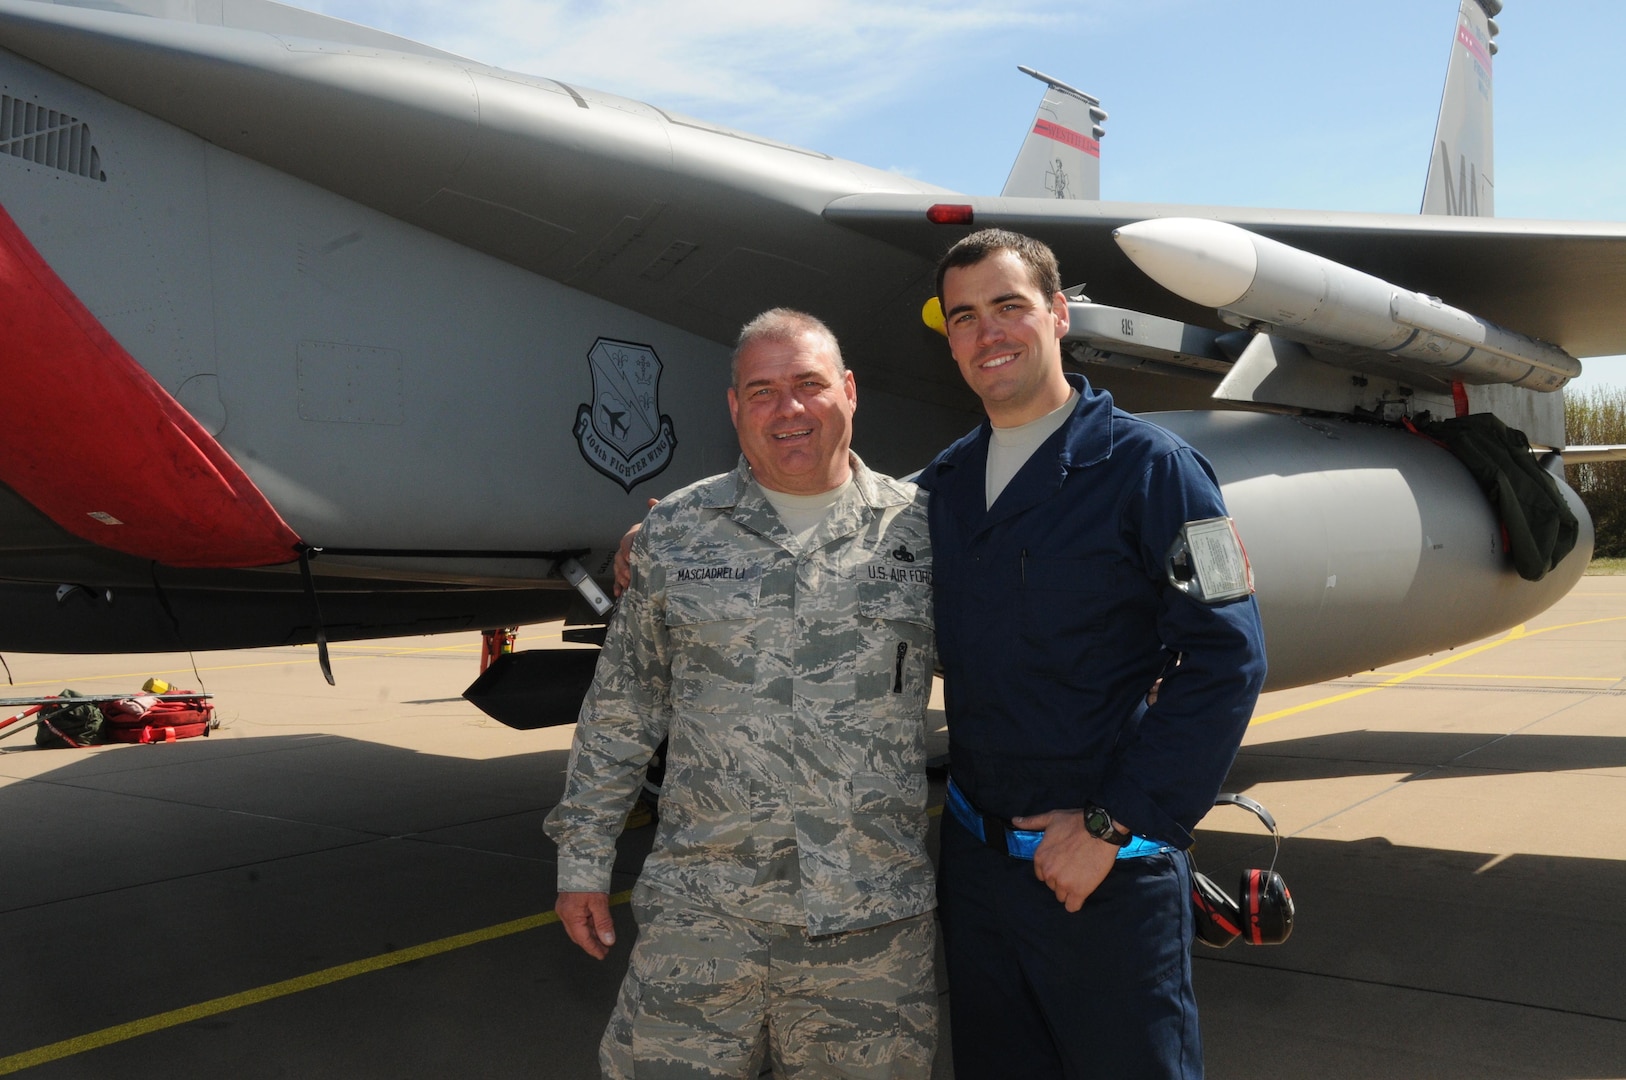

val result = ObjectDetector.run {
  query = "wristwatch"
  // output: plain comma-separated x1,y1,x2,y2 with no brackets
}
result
1083,804,1131,847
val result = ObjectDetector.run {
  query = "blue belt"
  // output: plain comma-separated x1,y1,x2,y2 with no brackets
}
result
945,777,1174,861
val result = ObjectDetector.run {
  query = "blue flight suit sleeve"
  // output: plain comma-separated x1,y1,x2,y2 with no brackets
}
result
1095,446,1267,848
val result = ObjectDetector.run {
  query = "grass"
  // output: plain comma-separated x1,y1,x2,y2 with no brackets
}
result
1585,557,1626,575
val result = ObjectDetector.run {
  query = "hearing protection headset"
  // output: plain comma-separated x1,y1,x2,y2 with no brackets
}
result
1188,792,1294,947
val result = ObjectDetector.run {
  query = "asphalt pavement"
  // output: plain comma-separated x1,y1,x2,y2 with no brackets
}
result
3,579,1625,1078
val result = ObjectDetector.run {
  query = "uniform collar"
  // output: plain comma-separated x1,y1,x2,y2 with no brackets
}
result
704,451,906,550
1050,373,1114,470
928,373,1115,536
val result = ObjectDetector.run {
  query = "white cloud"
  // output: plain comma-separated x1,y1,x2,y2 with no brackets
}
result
306,0,1074,143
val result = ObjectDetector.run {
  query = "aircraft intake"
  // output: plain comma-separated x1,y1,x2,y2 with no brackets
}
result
1113,218,1581,392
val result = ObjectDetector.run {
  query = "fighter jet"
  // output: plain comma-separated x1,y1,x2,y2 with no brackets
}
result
0,0,1619,715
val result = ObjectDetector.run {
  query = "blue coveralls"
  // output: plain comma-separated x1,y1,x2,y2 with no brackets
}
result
917,375,1267,1080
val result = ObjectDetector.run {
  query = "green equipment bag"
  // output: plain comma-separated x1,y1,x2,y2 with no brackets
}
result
35,689,106,749
1420,413,1580,582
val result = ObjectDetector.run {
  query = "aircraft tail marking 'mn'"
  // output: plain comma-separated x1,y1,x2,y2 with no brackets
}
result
0,200,301,568
1421,0,1497,217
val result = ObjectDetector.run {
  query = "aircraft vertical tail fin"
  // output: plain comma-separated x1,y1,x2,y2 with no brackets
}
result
1419,4,1563,450
1002,66,1106,200
1421,0,1501,217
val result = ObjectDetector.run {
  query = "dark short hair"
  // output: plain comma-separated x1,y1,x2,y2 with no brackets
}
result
731,308,845,386
935,228,1062,304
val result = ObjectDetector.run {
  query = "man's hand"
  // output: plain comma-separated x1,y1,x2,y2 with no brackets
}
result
556,891,617,959
612,499,658,597
1009,809,1119,913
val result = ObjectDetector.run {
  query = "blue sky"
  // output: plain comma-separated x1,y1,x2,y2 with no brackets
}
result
294,0,1626,389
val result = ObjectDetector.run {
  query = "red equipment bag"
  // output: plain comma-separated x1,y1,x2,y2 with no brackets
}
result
101,694,215,744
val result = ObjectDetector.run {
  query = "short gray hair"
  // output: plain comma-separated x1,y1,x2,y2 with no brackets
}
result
731,308,845,386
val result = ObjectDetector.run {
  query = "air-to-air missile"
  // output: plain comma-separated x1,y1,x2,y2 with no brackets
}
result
1113,217,1579,391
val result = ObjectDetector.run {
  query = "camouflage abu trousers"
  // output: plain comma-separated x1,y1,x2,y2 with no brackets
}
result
601,882,938,1079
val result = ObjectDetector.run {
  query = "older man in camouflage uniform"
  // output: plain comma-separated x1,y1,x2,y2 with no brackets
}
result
544,309,938,1079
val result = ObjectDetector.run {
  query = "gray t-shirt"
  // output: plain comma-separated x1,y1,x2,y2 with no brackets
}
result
986,391,1078,509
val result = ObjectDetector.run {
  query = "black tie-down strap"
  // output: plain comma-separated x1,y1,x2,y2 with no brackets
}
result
297,547,335,686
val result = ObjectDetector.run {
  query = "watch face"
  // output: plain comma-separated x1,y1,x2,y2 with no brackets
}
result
1085,805,1127,845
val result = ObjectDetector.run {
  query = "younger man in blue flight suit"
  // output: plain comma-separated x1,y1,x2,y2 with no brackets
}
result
920,229,1267,1079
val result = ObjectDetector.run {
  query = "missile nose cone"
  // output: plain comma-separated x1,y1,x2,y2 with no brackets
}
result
1113,218,1259,309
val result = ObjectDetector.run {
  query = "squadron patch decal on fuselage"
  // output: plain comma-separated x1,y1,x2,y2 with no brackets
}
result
574,337,677,492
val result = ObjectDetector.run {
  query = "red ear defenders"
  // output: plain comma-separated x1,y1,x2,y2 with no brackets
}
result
1188,792,1294,947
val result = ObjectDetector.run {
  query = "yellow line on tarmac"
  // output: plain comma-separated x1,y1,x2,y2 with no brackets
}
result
1352,672,1620,683
0,889,633,1075
1251,614,1626,726
9,609,1611,1067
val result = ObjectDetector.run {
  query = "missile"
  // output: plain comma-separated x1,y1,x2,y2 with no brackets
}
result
1112,218,1580,392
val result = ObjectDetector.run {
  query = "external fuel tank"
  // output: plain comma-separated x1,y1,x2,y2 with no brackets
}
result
1154,410,1590,690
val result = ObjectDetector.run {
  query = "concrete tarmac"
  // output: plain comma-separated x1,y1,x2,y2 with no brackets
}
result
2,578,1625,1077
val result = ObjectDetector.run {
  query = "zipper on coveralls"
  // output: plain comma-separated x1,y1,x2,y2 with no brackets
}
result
894,642,909,693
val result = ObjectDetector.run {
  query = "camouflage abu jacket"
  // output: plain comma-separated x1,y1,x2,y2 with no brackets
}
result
543,453,936,935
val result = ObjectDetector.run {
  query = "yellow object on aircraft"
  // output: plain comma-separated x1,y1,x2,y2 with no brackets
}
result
921,296,947,337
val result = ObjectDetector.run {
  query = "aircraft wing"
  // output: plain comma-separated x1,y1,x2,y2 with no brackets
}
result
3,0,1622,413
825,194,1626,360
0,0,1615,690
1562,446,1626,464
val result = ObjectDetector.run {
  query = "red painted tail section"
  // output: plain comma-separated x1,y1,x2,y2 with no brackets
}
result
0,200,301,568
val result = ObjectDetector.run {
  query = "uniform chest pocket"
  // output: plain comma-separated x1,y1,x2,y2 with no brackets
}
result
856,579,935,715
857,578,933,625
1020,555,1113,594
664,579,760,712
665,578,760,628
1019,555,1117,675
